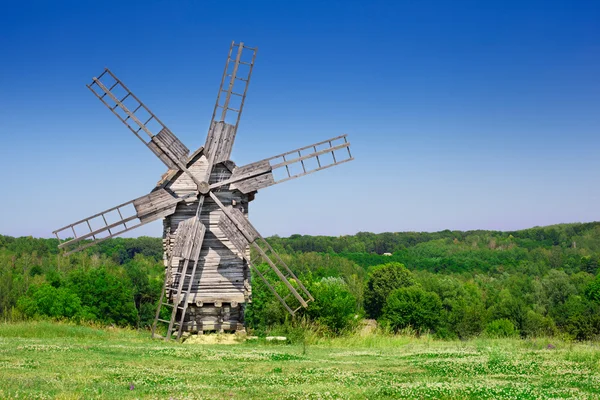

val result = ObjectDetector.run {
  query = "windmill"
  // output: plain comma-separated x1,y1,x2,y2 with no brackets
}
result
52,42,354,340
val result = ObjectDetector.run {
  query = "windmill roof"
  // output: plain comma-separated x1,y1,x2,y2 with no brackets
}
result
154,146,237,190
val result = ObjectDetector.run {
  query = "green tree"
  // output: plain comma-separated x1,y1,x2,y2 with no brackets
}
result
382,286,442,333
245,264,289,332
364,262,415,319
585,273,600,303
552,295,600,340
124,255,163,328
67,267,138,326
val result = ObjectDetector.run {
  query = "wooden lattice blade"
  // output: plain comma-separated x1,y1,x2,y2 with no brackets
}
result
170,216,206,261
204,42,257,162
210,192,313,315
211,134,354,194
204,121,236,165
217,206,257,256
53,189,190,255
87,68,190,171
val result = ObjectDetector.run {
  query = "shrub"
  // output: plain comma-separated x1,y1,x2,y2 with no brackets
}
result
381,286,442,333
364,263,415,319
17,283,82,319
485,319,518,338
522,310,557,337
307,277,358,333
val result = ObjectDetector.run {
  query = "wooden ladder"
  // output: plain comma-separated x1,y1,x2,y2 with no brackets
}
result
151,218,204,340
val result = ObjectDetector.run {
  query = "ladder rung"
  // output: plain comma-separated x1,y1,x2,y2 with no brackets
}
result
216,105,240,113
227,74,248,82
125,104,142,120
238,61,251,66
161,302,174,307
157,318,180,326
120,93,131,103
172,272,193,278
108,81,119,91
221,89,244,97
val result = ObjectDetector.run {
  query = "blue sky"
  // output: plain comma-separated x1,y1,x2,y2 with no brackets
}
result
1,0,599,238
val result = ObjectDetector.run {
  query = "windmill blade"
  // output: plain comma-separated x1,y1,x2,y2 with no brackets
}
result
87,69,192,173
204,41,257,164
211,192,313,315
210,134,354,194
53,189,194,255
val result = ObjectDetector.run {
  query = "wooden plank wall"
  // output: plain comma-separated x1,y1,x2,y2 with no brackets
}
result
183,304,245,333
162,152,251,307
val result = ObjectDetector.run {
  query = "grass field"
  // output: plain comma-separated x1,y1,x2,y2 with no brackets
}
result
0,322,599,399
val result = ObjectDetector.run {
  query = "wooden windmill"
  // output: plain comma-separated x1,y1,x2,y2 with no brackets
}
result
53,42,354,339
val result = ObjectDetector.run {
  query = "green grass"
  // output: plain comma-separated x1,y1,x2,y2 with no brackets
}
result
1,322,599,399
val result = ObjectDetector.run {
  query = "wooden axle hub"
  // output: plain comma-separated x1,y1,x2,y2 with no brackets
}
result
197,181,210,194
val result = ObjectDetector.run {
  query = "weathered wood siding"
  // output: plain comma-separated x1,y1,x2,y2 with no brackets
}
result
162,151,251,307
183,303,245,333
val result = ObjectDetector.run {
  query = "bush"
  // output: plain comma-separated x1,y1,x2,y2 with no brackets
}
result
307,277,358,333
381,286,442,333
364,263,415,319
522,310,557,337
485,319,518,338
66,267,138,326
17,283,83,319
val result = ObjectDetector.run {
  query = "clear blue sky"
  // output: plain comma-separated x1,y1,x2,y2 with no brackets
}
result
1,0,599,238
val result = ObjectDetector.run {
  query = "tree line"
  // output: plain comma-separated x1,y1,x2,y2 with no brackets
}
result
1,222,600,339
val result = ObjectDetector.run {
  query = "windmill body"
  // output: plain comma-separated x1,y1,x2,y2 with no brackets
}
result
53,42,354,339
159,152,252,332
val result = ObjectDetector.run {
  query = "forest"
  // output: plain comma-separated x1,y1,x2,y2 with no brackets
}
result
2,221,600,340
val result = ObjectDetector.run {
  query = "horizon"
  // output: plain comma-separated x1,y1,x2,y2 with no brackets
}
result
4,219,599,241
1,1,599,239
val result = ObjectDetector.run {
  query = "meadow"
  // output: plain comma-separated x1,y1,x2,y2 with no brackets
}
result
1,322,599,399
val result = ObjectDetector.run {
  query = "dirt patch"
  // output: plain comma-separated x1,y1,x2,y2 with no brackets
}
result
183,333,245,345
360,319,377,336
